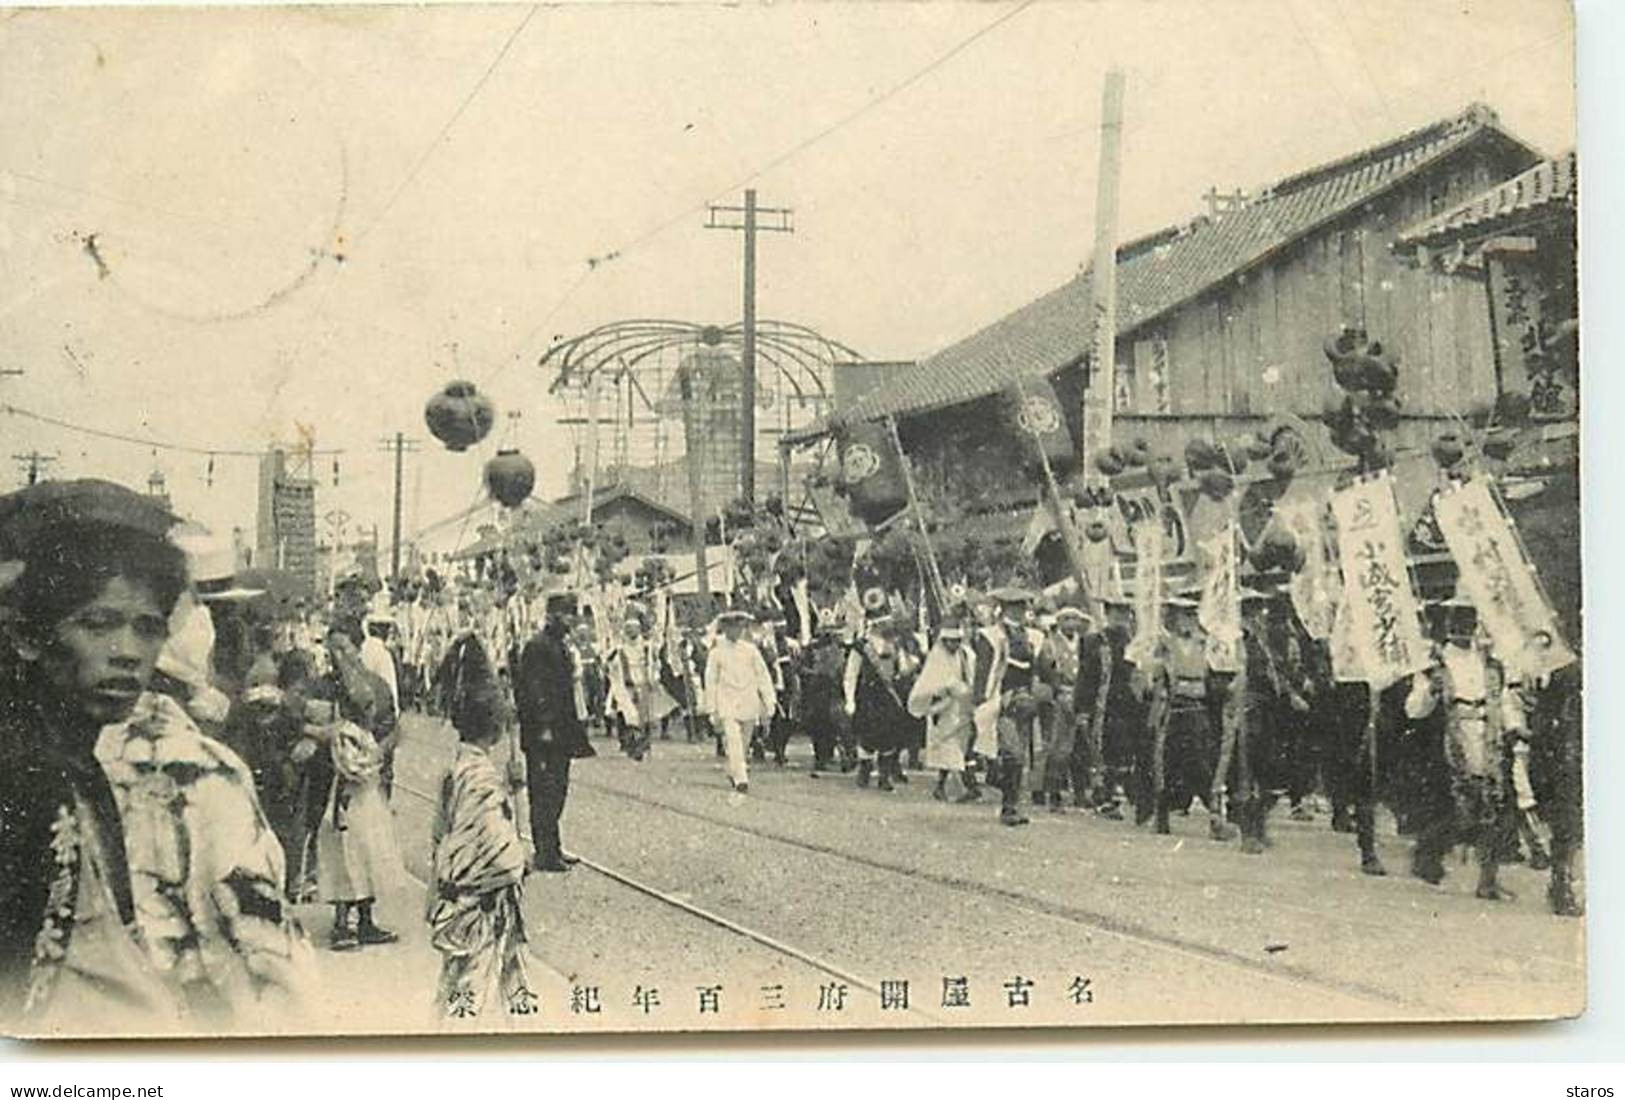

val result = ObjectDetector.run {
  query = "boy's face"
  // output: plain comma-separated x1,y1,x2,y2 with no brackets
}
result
20,575,169,732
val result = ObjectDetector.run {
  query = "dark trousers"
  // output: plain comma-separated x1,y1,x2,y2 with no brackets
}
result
524,742,572,864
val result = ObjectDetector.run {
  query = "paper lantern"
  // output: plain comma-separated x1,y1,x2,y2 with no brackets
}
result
484,449,535,508
425,380,496,452
1431,431,1466,469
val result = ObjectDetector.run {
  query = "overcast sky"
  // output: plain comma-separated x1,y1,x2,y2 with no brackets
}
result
0,0,1575,551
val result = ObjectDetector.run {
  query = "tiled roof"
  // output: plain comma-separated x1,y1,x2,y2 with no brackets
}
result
1393,149,1575,252
798,105,1538,435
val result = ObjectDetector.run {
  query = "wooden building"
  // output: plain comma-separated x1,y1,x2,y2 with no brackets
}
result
1391,149,1580,642
452,483,694,563
790,105,1547,526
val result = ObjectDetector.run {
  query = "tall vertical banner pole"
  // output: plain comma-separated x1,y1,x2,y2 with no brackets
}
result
390,431,404,584
1020,388,1093,606
741,189,759,505
680,367,712,600
1081,69,1126,482
884,415,947,618
583,378,601,526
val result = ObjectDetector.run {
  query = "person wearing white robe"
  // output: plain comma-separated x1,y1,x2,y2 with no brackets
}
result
909,617,980,802
703,610,777,793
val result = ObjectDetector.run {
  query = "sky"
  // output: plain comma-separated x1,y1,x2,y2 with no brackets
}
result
0,0,1576,556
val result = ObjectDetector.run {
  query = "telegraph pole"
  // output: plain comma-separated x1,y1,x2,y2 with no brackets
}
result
679,368,711,600
378,433,419,584
1081,69,1125,480
12,450,56,486
706,190,793,505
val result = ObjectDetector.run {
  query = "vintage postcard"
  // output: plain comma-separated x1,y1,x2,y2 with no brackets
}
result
0,0,1582,1039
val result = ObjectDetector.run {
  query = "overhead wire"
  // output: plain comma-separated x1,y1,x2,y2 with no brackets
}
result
353,5,542,248
479,0,1040,388
2,401,345,457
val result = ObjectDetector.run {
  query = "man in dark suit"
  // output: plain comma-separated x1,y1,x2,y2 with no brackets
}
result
514,593,595,873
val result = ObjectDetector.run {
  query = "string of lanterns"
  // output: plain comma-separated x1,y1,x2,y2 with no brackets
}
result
423,379,537,509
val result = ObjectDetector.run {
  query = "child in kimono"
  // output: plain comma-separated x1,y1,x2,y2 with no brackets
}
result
427,636,537,1021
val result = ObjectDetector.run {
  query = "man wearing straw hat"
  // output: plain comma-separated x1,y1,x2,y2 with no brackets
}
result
704,607,777,793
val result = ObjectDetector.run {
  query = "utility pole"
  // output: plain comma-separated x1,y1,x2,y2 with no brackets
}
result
378,433,419,585
706,189,793,505
12,450,56,486
1081,69,1126,482
678,368,712,599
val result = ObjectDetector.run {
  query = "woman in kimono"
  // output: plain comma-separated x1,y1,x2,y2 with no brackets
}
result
908,611,979,802
428,635,537,1021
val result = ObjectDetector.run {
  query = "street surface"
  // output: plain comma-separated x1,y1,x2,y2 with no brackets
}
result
294,712,1584,1035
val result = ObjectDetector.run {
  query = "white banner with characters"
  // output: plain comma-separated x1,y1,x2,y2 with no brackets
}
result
1433,476,1576,681
1330,474,1428,689
1197,521,1242,674
1124,516,1164,667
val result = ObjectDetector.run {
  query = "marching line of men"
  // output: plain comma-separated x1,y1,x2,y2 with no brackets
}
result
380,562,1581,920
718,579,1580,917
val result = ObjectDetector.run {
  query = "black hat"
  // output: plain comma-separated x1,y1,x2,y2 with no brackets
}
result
1,479,181,600
0,479,178,561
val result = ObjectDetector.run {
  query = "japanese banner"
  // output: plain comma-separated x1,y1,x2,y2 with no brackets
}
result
1330,474,1428,689
1434,476,1577,681
1006,376,1077,473
1278,500,1337,641
1124,516,1163,668
1197,522,1242,674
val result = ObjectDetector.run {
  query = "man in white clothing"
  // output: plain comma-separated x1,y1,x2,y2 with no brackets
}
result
704,609,777,793
360,613,401,715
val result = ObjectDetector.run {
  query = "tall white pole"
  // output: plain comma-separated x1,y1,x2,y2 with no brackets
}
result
1082,69,1126,483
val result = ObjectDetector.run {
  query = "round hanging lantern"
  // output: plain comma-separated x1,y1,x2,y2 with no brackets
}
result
1431,430,1466,469
1185,438,1220,475
425,380,496,452
1199,468,1234,501
484,448,536,508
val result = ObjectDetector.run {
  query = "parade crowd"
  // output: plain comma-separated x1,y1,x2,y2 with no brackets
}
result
0,474,1583,1033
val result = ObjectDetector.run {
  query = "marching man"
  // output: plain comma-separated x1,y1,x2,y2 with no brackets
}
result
843,591,916,792
992,587,1040,827
605,607,676,762
1404,594,1524,901
704,608,777,794
1034,605,1087,813
909,607,979,802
